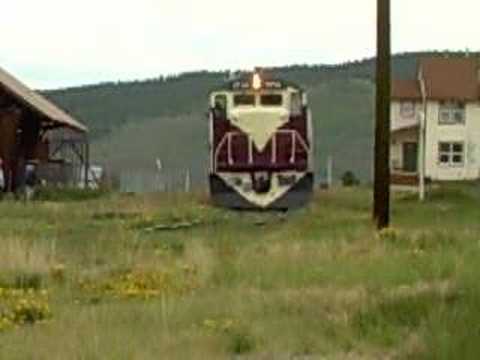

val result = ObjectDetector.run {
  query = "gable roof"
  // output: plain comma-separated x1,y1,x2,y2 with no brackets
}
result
0,66,87,132
419,58,479,101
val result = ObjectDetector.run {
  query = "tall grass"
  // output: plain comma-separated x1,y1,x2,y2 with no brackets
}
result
1,185,480,358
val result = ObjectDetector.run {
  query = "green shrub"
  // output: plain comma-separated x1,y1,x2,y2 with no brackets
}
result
227,330,256,355
14,272,44,290
341,171,360,187
0,273,45,291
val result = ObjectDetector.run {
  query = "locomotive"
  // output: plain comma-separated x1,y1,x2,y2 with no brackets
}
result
208,71,314,210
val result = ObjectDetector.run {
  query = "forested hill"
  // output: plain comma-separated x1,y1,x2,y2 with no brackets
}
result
42,51,475,184
43,52,421,140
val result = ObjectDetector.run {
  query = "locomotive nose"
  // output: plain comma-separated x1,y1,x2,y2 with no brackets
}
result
229,108,289,152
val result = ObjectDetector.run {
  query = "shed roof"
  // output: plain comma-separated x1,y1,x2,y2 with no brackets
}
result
392,79,422,100
0,66,87,132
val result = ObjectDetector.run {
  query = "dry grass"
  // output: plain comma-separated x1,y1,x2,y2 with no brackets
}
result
0,235,55,276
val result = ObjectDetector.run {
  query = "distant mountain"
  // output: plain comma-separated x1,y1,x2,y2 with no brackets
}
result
43,51,476,187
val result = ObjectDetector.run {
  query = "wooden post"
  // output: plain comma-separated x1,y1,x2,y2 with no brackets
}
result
373,0,391,229
185,169,191,193
327,156,333,188
84,138,90,190
418,76,427,202
418,111,426,201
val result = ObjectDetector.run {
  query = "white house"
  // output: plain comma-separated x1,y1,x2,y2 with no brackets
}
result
391,57,480,185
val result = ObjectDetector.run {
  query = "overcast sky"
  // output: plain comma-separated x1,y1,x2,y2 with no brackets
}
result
1,0,479,89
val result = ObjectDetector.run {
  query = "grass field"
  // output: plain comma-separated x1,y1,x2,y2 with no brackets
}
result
1,184,480,359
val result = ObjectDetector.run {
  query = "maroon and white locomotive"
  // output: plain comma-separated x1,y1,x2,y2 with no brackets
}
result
208,71,314,209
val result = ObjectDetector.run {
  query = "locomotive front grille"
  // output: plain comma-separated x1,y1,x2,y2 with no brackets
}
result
214,130,309,172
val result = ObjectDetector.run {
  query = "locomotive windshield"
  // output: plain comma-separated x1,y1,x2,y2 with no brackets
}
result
232,93,284,108
260,94,283,107
234,94,255,107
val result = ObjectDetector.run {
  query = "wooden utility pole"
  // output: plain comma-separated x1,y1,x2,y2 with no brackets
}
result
374,0,391,229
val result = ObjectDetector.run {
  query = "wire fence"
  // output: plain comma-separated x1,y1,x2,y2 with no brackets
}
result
117,169,203,193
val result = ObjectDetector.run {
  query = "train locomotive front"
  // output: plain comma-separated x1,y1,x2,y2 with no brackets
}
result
208,72,314,210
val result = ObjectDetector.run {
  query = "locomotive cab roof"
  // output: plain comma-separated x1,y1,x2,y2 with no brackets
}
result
210,72,304,94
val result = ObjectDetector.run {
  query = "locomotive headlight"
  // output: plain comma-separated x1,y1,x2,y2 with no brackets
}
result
252,73,262,90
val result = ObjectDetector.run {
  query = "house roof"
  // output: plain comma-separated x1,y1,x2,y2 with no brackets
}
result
0,66,87,132
392,57,480,102
419,58,479,101
392,79,422,100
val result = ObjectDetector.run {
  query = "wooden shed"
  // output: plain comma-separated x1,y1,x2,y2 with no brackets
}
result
0,66,88,193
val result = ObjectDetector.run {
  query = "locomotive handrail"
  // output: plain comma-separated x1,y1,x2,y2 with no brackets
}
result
214,134,229,169
228,132,233,165
271,130,309,164
214,129,309,172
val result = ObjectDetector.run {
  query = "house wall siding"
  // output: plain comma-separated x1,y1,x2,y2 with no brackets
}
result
425,101,480,180
390,101,420,171
391,101,421,131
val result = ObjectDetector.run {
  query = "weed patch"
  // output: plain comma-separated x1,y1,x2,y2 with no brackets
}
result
35,187,108,202
79,267,199,301
0,288,51,331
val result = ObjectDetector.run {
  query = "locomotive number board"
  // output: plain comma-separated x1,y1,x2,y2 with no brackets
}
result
231,80,284,90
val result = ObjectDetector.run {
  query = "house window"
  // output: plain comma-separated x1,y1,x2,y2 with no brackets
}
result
438,142,464,166
400,101,415,118
439,101,466,125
